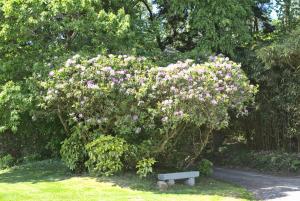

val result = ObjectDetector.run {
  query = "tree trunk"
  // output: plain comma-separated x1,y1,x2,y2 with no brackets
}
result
184,127,212,169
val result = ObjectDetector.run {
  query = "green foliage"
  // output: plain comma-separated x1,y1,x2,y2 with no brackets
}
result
275,0,300,28
198,159,214,176
85,135,128,176
1,0,295,175
22,154,42,164
136,158,156,178
216,144,300,172
0,154,15,169
147,0,253,55
290,159,300,171
40,54,256,170
0,0,140,82
60,129,86,172
0,0,147,159
0,82,28,133
233,24,300,152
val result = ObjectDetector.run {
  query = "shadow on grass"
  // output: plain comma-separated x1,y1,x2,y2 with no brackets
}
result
0,160,254,200
0,160,71,184
96,173,254,200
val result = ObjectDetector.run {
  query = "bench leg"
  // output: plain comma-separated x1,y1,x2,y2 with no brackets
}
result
167,179,175,186
185,178,195,186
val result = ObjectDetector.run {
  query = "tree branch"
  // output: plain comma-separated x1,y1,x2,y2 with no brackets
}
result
57,105,70,135
138,0,165,51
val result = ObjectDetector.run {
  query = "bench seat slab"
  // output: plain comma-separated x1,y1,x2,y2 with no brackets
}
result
158,171,199,181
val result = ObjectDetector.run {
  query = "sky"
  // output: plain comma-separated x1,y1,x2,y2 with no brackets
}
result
270,0,279,19
271,10,278,19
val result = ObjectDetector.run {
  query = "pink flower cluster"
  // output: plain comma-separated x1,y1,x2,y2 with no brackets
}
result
44,54,256,133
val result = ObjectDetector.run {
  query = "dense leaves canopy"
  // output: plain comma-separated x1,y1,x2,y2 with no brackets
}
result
0,0,299,174
150,0,253,54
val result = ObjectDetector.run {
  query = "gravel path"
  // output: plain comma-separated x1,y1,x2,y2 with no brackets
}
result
213,167,300,201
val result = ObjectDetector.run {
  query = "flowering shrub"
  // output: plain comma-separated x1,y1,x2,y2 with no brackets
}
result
40,54,257,173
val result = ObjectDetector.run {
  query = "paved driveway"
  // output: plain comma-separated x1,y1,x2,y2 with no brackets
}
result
213,167,300,201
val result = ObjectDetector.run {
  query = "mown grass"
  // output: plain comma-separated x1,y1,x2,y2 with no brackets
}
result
0,160,255,201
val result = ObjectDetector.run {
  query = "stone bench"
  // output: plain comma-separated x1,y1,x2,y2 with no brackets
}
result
157,171,199,186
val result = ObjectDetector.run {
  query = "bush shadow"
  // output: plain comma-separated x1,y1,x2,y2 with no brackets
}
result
0,160,71,184
0,161,254,200
96,173,254,200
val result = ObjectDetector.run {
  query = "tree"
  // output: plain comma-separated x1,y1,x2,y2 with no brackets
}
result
140,0,254,55
275,0,300,28
255,24,300,151
0,0,148,157
0,0,140,83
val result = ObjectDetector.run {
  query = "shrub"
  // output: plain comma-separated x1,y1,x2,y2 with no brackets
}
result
136,158,156,178
216,144,300,173
0,154,15,169
291,159,300,171
60,129,87,172
0,81,29,134
85,135,128,176
40,54,256,171
198,159,213,176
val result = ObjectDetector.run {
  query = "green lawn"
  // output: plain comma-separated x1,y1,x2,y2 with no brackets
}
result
0,160,254,201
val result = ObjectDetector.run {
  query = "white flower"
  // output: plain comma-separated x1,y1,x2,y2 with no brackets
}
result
49,71,55,77
132,115,139,121
135,127,142,134
66,59,75,67
211,100,218,105
174,110,184,117
162,99,173,107
162,116,168,122
138,101,144,106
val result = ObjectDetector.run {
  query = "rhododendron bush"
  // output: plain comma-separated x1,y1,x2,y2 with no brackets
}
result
40,54,257,174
